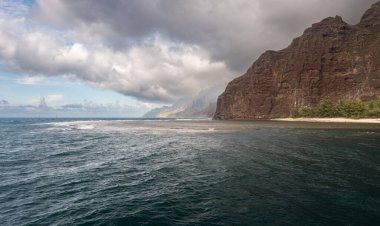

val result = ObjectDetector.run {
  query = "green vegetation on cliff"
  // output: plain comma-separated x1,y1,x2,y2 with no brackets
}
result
291,98,380,118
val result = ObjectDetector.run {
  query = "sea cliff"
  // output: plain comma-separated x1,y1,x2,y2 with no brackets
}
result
214,2,380,119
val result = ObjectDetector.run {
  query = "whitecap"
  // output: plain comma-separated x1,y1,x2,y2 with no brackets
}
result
73,125,95,130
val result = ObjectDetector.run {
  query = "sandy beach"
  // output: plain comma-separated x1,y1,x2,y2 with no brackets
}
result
272,118,380,124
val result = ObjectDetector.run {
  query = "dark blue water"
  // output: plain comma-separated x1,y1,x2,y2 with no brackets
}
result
1,118,380,225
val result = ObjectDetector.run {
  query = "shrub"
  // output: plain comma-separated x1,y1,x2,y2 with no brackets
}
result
317,100,337,117
292,98,380,118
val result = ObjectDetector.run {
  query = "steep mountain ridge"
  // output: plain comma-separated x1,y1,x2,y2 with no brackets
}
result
143,86,222,118
214,2,380,119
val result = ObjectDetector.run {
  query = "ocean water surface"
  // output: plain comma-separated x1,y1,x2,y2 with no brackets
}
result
1,118,380,225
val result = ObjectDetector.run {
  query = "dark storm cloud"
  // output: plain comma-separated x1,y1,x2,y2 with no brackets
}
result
36,0,378,72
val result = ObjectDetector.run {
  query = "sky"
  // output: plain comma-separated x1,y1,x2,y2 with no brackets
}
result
0,0,378,117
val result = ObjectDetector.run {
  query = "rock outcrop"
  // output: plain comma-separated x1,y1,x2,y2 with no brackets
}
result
214,2,380,119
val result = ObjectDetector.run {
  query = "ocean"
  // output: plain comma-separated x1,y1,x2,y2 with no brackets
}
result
1,118,380,225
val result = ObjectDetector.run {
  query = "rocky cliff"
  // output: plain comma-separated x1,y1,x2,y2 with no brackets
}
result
214,2,380,120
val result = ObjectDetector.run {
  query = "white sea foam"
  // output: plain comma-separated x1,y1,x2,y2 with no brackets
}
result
40,119,226,134
74,124,95,130
42,120,103,127
40,120,103,131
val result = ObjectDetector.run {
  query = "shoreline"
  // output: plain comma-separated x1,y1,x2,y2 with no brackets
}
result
272,118,380,123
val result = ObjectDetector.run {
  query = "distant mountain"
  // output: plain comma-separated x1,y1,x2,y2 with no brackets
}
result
143,105,173,118
214,1,380,119
143,86,222,118
171,102,216,118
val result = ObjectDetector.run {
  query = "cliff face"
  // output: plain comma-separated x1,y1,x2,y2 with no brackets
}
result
214,2,380,120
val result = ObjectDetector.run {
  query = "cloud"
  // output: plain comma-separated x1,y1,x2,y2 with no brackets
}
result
0,99,148,117
0,17,233,102
16,76,47,85
34,0,378,71
59,100,146,115
28,94,65,106
0,0,378,105
45,94,64,103
0,99,9,105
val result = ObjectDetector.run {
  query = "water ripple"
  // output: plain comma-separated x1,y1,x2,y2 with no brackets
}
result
1,119,380,225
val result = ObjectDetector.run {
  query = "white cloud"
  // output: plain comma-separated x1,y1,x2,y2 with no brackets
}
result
0,99,148,117
34,0,378,71
0,16,233,103
0,99,9,105
16,76,47,85
28,94,64,106
136,102,165,111
45,94,64,103
0,0,378,106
